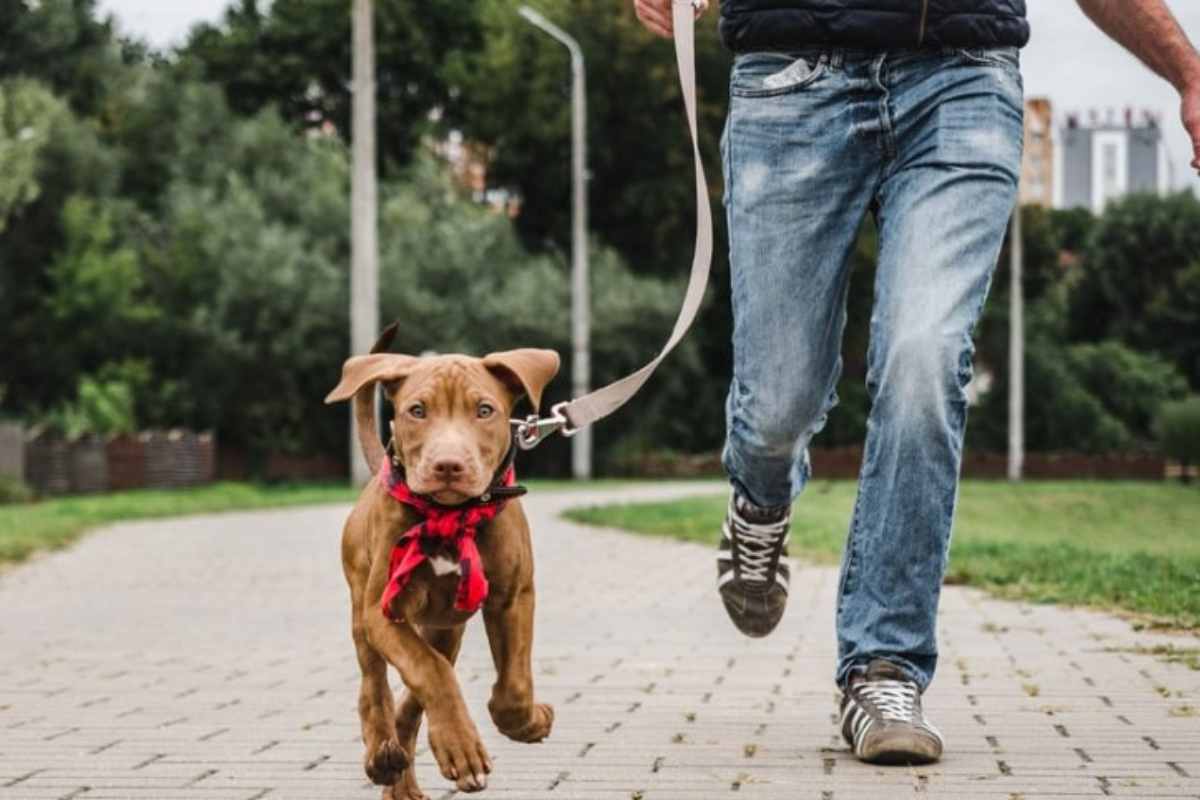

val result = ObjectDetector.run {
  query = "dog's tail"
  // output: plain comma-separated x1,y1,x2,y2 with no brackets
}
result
354,322,399,475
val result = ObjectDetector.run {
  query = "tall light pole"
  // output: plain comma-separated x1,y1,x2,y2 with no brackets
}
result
1007,203,1024,481
350,0,379,485
518,6,592,480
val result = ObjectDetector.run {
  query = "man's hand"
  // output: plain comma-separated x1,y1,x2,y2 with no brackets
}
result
633,0,709,39
1184,79,1200,171
1076,0,1200,174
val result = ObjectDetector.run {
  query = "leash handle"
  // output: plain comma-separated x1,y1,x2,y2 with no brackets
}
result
515,0,713,448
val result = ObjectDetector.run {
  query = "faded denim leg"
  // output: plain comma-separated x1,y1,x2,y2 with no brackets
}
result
721,50,884,509
835,48,1024,691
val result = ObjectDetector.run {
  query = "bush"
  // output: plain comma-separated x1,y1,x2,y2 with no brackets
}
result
968,281,1189,454
1156,396,1200,473
1067,341,1189,439
0,476,34,505
42,375,137,439
1069,192,1200,388
970,334,1135,455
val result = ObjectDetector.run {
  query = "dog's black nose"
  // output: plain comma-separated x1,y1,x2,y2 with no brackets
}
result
432,458,466,479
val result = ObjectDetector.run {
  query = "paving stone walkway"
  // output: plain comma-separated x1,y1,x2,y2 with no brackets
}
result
2,482,1199,800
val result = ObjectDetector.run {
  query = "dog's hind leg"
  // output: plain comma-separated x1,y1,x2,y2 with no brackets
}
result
388,625,466,800
387,694,426,800
353,599,409,787
483,585,555,743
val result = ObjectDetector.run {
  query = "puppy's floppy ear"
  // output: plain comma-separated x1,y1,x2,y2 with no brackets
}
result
326,322,414,476
325,353,420,404
482,349,561,411
324,321,406,403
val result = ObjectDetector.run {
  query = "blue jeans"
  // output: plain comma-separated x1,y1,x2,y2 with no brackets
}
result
720,47,1024,691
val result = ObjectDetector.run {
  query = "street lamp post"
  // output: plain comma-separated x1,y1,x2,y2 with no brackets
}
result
350,0,379,485
518,6,592,480
1008,204,1024,481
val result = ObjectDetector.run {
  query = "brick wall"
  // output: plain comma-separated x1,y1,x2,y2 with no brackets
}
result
217,449,346,482
23,430,216,496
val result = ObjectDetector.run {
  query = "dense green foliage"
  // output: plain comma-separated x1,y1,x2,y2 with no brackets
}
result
0,0,698,473
968,203,1195,455
1156,397,1200,471
566,483,1200,628
1067,193,1200,389
180,0,483,171
2,0,1199,475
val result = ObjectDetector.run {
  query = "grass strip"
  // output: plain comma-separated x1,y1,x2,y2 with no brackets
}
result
0,478,634,565
564,480,1200,629
0,482,358,563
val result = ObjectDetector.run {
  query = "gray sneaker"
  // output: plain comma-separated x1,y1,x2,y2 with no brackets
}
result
716,491,791,638
840,659,944,765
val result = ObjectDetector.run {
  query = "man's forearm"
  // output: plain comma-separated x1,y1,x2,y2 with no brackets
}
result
1076,0,1200,91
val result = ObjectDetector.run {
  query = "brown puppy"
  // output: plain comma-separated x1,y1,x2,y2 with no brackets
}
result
326,327,560,799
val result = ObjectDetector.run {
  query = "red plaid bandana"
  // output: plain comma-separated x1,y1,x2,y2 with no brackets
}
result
378,458,518,620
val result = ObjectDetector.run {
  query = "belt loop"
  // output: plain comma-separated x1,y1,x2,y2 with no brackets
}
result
830,49,845,70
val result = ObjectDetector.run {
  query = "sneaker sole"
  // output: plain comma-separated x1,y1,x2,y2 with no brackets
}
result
718,586,785,638
856,730,942,765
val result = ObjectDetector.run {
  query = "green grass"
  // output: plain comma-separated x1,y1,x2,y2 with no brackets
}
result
0,478,631,565
0,482,359,563
564,481,1200,629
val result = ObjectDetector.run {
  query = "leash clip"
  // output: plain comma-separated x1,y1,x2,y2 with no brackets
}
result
512,401,579,450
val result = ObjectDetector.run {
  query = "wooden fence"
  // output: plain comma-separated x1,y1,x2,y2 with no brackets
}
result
20,429,216,496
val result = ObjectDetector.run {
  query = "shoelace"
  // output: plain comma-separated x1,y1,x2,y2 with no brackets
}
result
855,679,919,723
728,501,790,582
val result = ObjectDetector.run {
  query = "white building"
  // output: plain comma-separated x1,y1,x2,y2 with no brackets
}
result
1056,108,1172,213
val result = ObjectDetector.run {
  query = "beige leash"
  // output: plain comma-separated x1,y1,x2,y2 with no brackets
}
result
515,0,714,449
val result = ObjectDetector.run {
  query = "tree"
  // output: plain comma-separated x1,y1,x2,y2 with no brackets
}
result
1067,340,1189,440
0,0,131,119
178,0,484,172
969,280,1190,455
42,195,157,376
0,80,121,416
1050,206,1095,254
451,0,730,276
1068,192,1200,388
129,89,352,456
0,79,65,231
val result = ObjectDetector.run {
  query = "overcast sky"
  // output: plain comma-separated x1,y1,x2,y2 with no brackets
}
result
98,0,1200,191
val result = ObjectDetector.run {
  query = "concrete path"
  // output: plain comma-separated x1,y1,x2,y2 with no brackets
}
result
1,482,1198,800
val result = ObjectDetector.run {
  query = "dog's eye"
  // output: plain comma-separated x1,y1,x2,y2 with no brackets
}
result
408,403,426,419
477,403,495,419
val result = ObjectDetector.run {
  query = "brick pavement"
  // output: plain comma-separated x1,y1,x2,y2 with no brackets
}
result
1,482,1198,799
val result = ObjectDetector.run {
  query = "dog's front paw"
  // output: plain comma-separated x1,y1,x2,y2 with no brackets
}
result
364,737,409,786
383,785,429,800
427,719,492,793
494,701,555,743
